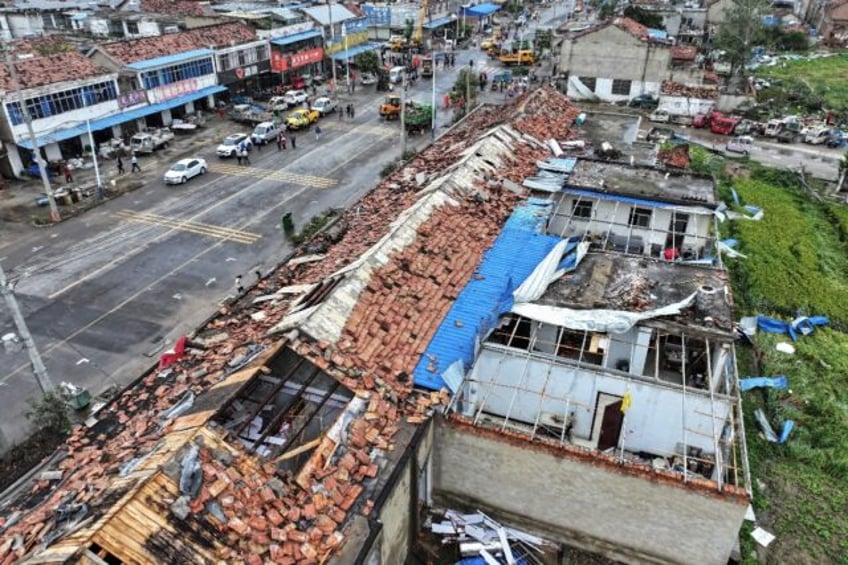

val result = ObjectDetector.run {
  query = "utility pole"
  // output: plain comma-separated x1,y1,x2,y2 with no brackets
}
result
86,119,104,200
400,71,407,157
327,0,338,97
4,48,60,223
0,263,54,393
431,48,437,140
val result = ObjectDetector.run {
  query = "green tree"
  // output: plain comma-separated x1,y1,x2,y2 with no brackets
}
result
623,6,664,29
404,18,414,42
713,0,768,78
838,151,848,192
451,68,480,120
355,51,380,75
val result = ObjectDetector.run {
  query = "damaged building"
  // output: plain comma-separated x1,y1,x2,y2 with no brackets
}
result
0,88,750,565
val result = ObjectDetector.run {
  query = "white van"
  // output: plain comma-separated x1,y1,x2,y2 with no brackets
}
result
389,66,406,84
726,135,754,155
804,126,831,145
251,122,279,145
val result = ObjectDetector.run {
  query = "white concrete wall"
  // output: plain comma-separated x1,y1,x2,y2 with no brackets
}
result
6,13,44,38
464,345,731,456
433,419,748,565
549,196,713,254
658,95,715,117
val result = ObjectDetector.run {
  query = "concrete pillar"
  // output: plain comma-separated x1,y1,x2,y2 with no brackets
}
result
6,145,25,178
111,124,122,139
135,118,146,132
79,133,92,155
44,142,62,162
185,100,195,114
161,109,172,125
206,93,215,110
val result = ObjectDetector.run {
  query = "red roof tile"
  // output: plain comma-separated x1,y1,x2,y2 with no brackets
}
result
672,45,698,60
141,0,207,16
613,16,650,41
0,51,113,92
100,22,257,65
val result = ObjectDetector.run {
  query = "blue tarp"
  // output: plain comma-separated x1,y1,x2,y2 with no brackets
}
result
740,375,789,392
756,315,829,341
413,199,561,390
647,28,668,40
270,29,322,46
461,2,501,17
17,85,227,150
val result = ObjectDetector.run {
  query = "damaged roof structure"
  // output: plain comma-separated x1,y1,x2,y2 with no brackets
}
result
0,88,750,565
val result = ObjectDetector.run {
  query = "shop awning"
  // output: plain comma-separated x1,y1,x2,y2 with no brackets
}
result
270,29,323,46
329,42,382,61
461,2,501,17
423,15,455,29
17,85,227,149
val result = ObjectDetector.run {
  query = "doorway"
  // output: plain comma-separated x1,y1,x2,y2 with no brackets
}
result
666,212,689,250
591,393,624,451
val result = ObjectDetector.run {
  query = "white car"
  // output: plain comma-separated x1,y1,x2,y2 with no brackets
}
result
216,133,251,158
164,158,207,185
311,97,337,116
360,72,377,85
283,89,308,106
726,135,754,155
268,96,289,111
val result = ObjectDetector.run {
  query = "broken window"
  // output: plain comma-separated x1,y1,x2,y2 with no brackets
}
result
628,206,652,228
488,315,533,351
572,200,593,219
556,329,604,365
611,79,632,96
579,76,597,92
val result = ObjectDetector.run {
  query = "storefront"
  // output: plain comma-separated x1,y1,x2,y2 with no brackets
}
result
215,40,274,98
270,30,326,88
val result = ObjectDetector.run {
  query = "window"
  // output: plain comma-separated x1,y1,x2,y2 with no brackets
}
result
6,80,118,124
628,207,652,228
126,21,139,35
140,57,214,89
218,54,231,71
238,50,247,66
256,45,268,61
572,200,593,219
579,76,596,92
611,79,632,96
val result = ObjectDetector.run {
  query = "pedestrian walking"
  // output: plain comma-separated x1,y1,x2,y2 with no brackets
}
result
276,132,283,151
131,153,141,173
235,275,244,295
117,156,125,175
314,125,322,140
290,133,296,149
62,162,73,183
242,148,250,165
236,151,243,165
255,139,262,152
350,104,355,119
255,270,262,280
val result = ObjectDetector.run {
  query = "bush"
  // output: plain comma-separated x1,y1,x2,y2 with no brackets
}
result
26,391,71,436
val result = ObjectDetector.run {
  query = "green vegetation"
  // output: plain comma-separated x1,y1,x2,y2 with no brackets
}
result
757,54,848,116
720,167,848,562
354,51,380,75
713,0,768,77
622,5,664,29
291,209,338,245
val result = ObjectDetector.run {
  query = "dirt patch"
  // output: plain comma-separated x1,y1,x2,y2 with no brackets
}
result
0,429,67,493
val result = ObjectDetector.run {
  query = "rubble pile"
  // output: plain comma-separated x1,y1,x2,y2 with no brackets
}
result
657,143,691,169
661,81,719,100
0,51,109,91
0,88,581,563
141,0,207,16
101,22,256,64
671,45,697,61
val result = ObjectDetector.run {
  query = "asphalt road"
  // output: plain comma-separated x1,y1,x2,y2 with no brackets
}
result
0,11,546,447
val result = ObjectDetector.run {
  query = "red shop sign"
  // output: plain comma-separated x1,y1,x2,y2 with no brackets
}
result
290,47,324,69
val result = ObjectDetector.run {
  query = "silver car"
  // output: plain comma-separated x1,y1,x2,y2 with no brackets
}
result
164,158,207,185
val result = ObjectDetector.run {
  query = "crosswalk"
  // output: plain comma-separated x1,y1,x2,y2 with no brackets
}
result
114,210,261,245
208,164,337,189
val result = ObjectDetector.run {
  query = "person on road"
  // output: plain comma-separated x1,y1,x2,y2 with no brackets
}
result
290,133,296,149
131,153,141,173
241,147,250,165
117,156,125,175
235,275,244,295
314,125,322,141
62,162,73,183
277,131,285,150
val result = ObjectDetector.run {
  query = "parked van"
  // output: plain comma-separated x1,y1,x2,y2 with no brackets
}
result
726,135,755,155
251,122,279,145
389,66,406,84
804,126,831,145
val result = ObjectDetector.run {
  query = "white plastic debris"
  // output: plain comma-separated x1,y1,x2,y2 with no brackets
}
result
775,342,795,355
744,505,756,522
751,527,776,548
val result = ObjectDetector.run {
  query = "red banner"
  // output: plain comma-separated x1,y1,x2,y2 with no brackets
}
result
271,47,325,72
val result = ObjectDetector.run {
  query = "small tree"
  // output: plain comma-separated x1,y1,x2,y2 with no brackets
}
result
714,0,768,78
355,51,380,75
623,6,664,29
403,19,414,42
26,391,71,437
838,151,848,192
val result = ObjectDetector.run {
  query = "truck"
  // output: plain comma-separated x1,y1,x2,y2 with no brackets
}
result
230,104,274,126
693,111,739,135
130,128,174,154
404,103,433,135
765,116,802,139
421,57,433,78
498,50,535,66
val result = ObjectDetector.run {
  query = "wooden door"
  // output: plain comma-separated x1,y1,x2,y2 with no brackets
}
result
597,400,624,451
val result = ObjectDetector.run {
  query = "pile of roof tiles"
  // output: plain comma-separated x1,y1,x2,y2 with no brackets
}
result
0,88,583,564
660,81,719,100
101,22,256,64
671,45,698,61
657,144,691,170
141,0,207,16
0,52,110,91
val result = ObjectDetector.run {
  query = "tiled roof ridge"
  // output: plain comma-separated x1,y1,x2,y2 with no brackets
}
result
0,50,114,92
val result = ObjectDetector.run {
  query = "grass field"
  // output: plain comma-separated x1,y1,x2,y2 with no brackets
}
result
720,169,848,563
755,54,848,115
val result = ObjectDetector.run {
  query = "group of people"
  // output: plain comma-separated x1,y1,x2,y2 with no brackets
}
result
115,153,141,175
338,104,356,120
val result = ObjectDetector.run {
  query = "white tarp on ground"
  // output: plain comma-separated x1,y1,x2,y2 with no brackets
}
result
512,240,589,304
511,292,698,334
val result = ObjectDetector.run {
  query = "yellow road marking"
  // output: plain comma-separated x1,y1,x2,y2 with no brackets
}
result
113,210,260,245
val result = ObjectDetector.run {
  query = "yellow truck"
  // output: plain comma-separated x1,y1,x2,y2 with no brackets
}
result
498,50,535,66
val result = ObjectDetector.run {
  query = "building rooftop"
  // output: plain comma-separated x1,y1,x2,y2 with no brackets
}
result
98,22,256,65
0,51,113,93
301,3,358,25
537,252,733,331
140,0,209,16
566,159,717,206
570,111,658,166
0,88,583,564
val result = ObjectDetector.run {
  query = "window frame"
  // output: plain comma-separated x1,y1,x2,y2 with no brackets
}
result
572,200,593,219
611,78,632,96
579,76,596,92
628,206,652,228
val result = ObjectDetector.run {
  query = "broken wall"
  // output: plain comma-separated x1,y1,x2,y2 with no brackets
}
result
433,417,747,565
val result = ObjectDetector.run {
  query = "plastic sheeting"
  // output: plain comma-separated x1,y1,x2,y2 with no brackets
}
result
756,314,829,341
511,292,697,334
739,375,789,391
512,238,588,304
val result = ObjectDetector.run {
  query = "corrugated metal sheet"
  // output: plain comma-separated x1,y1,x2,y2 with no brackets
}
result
126,48,213,71
537,157,577,173
413,199,562,390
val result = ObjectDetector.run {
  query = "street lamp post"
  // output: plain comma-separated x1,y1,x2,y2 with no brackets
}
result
3,48,61,223
86,119,104,200
327,0,338,97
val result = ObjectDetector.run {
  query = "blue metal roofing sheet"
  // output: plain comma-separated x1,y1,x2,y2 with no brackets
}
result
413,198,562,391
17,85,227,149
329,42,382,61
423,15,455,29
564,186,674,208
126,48,214,71
462,2,501,17
270,29,323,46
